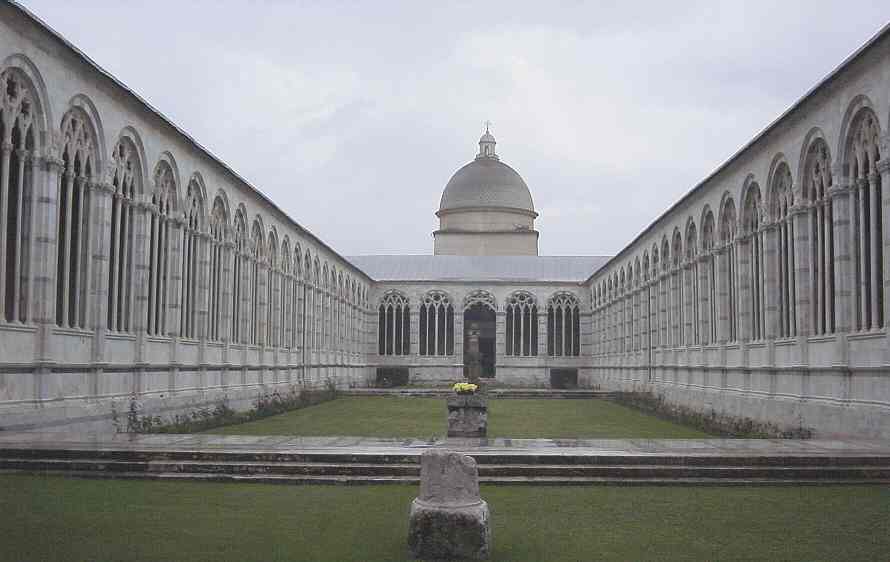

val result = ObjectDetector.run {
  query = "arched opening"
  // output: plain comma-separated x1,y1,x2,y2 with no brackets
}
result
463,303,496,378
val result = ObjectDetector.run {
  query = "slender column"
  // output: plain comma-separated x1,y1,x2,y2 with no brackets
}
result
868,172,881,329
857,178,868,330
0,141,11,318
109,192,122,330
73,177,88,328
813,202,823,333
11,150,27,322
879,156,890,328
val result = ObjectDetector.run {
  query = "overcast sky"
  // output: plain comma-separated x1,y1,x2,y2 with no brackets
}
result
19,1,889,257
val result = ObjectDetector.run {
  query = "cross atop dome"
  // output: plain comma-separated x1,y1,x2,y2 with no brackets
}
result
477,122,498,160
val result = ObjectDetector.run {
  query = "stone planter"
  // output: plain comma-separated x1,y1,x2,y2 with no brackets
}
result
447,394,488,438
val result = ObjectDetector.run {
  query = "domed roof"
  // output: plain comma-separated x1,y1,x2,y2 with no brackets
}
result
438,130,535,215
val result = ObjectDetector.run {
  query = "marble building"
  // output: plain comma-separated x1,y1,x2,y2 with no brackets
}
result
0,2,888,438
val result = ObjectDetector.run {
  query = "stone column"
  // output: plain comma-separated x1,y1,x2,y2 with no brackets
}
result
876,144,890,329
31,148,63,363
828,166,853,366
715,246,727,343
762,221,778,340
89,179,113,362
877,149,890,361
791,203,812,337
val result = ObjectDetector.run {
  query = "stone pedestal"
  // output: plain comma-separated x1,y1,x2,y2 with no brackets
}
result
447,394,488,438
408,450,491,560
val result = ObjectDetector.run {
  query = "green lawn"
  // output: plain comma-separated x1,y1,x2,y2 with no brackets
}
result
207,396,708,438
4,475,887,561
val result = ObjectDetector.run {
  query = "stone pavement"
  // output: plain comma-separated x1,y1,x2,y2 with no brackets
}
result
0,431,888,459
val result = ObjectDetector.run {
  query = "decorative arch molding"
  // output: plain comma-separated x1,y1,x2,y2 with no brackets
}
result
837,94,877,173
797,127,830,189
112,126,148,191
464,289,496,312
153,152,180,212
186,172,208,217
1,53,51,142
65,94,106,173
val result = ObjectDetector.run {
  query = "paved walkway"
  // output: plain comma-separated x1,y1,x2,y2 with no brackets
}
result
1,432,888,459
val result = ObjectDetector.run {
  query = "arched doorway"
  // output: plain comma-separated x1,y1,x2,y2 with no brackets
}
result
464,303,496,378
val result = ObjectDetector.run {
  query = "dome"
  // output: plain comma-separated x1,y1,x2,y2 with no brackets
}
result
438,130,536,215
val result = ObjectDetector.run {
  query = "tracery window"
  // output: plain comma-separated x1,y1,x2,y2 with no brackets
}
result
378,291,409,355
671,229,683,347
55,108,97,329
147,161,175,336
231,211,247,343
266,234,279,348
180,180,203,339
0,69,37,324
660,237,670,347
249,221,263,345
419,290,454,356
506,291,538,356
804,139,834,335
719,198,738,342
770,163,796,338
685,221,700,346
649,247,663,347
107,139,140,332
280,242,291,349
547,292,579,356
742,184,765,340
701,210,717,344
846,110,883,331
290,247,302,349
207,196,226,341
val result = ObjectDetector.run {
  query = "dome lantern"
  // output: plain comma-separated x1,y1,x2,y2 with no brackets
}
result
477,121,498,160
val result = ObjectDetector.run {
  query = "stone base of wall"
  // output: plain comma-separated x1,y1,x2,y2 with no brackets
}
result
0,365,374,434
376,364,575,388
582,366,890,439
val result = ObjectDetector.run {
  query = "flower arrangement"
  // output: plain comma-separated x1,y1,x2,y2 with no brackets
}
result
452,382,478,395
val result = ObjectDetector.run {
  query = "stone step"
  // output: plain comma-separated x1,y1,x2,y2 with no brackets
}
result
4,457,890,481
2,468,888,487
341,389,614,399
4,446,889,468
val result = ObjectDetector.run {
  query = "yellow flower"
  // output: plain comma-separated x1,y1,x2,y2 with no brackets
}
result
452,382,478,393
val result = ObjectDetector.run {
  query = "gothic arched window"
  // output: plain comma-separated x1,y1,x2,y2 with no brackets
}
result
770,163,795,338
378,291,409,355
180,179,203,339
548,292,579,356
419,291,454,356
845,109,883,331
56,108,98,329
147,160,176,336
506,291,538,356
742,182,765,341
719,196,738,342
804,138,834,335
0,68,39,324
107,138,141,333
207,196,227,341
231,210,247,343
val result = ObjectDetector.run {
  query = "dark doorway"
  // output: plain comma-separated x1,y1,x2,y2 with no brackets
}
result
550,368,578,389
463,304,496,378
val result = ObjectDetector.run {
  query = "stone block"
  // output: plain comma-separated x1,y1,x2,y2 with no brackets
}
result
408,450,491,560
447,395,488,438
